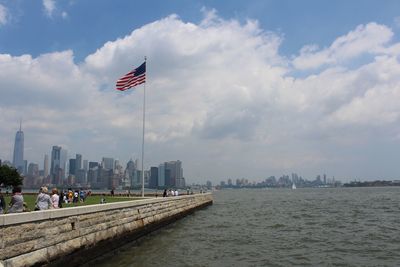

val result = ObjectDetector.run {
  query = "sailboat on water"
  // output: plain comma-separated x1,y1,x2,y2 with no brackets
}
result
292,182,297,190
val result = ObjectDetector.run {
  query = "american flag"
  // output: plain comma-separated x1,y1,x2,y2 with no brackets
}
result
116,62,146,91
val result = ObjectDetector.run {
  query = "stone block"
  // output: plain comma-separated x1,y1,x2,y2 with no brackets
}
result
1,240,37,259
2,225,18,237
2,247,48,267
17,229,46,244
46,237,82,260
3,212,48,226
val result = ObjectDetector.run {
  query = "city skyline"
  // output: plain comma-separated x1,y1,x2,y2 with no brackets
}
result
1,1,400,183
4,136,188,189
0,126,385,186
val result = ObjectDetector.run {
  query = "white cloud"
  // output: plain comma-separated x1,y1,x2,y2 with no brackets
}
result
43,0,56,17
323,56,400,127
293,22,393,70
0,4,9,26
2,13,400,181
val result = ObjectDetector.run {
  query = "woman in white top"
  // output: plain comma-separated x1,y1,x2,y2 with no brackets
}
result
51,188,60,208
35,186,52,210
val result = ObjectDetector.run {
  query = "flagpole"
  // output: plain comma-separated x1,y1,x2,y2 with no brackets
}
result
141,56,147,197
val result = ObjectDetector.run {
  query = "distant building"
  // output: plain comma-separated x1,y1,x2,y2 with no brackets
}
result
124,159,136,188
165,169,171,187
69,159,76,175
76,154,82,174
149,167,158,188
89,161,99,169
87,166,98,187
28,163,39,177
102,157,114,171
158,163,165,187
76,168,86,185
12,122,24,174
165,160,183,188
50,146,62,185
60,149,68,180
25,162,39,188
83,160,88,172
43,154,49,178
23,160,28,175
97,167,113,189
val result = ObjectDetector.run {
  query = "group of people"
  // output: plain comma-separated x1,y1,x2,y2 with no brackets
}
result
63,189,89,204
162,189,180,197
34,186,60,210
0,187,92,214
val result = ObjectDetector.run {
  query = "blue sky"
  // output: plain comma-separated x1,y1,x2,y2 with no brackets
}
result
1,0,400,183
2,1,399,61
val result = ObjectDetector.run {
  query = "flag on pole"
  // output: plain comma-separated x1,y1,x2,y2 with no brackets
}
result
116,62,146,91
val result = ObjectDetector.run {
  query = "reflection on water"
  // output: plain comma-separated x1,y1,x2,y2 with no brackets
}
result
90,187,400,267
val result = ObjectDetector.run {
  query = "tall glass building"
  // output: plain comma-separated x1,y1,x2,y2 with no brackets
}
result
12,123,24,174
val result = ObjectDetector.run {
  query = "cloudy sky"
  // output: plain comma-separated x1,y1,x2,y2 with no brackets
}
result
1,0,400,183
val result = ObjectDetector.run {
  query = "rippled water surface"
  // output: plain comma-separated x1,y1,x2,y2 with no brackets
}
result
93,188,400,266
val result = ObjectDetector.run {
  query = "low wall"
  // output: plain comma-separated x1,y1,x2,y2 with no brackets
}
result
0,193,213,267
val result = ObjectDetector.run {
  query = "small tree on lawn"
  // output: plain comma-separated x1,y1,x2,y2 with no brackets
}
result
0,165,24,188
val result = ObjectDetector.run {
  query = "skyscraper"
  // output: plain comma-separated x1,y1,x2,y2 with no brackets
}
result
60,149,68,180
102,157,114,171
76,154,82,174
44,154,49,178
12,122,24,174
158,163,165,187
125,159,136,188
69,159,76,175
50,146,61,185
165,160,183,187
149,167,158,188
83,160,88,172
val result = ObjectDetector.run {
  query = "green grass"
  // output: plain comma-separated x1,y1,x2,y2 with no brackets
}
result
3,194,139,212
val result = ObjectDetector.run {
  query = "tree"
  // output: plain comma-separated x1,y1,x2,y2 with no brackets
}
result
0,165,24,187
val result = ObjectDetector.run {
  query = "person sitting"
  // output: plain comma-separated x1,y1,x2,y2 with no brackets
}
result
35,187,52,210
100,194,107,204
8,186,24,213
51,188,60,209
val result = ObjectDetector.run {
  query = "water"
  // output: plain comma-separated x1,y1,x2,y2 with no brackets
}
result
92,187,400,266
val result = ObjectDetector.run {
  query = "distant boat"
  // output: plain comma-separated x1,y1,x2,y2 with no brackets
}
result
292,183,296,190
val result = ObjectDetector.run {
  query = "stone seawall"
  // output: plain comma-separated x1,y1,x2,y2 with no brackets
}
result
0,193,213,267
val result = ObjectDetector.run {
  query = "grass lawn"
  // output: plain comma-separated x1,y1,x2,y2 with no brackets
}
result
3,194,139,213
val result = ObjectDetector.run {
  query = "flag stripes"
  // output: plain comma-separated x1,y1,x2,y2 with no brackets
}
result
116,62,146,91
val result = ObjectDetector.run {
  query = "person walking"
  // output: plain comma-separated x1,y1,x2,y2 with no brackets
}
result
8,186,24,213
0,189,6,214
35,187,52,210
73,190,79,203
58,190,64,208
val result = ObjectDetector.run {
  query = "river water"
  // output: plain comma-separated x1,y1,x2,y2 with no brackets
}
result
92,187,400,266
